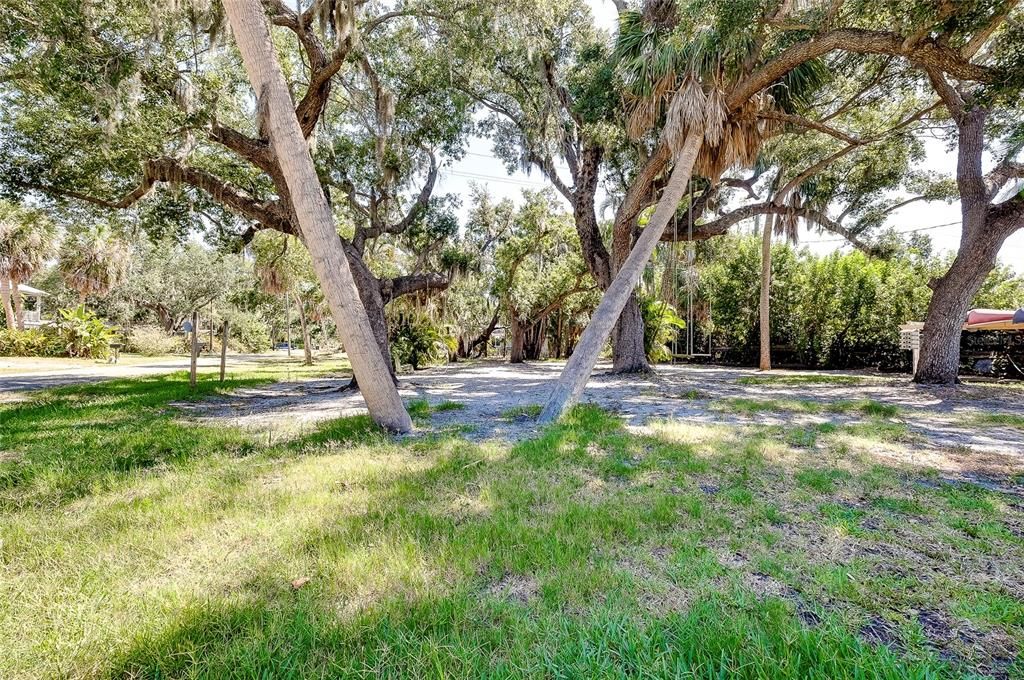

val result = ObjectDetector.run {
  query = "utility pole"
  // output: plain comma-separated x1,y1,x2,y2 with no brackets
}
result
220,320,229,382
285,292,292,358
189,310,199,388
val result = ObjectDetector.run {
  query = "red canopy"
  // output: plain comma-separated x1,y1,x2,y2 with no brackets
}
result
964,308,1024,330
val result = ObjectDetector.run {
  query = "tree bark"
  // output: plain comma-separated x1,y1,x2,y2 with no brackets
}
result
612,293,649,371
0,278,15,329
758,217,773,371
509,314,526,364
915,104,1023,384
541,128,704,422
224,0,411,432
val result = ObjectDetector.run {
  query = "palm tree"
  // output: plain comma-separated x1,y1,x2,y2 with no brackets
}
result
0,202,55,330
541,0,828,421
58,224,132,303
222,0,412,433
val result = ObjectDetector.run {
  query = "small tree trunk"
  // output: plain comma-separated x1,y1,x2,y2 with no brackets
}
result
0,278,14,329
11,279,25,331
509,314,526,363
542,128,704,422
297,295,313,366
224,0,411,432
758,218,773,371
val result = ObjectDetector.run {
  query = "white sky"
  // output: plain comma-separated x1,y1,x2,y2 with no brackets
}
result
432,0,1023,272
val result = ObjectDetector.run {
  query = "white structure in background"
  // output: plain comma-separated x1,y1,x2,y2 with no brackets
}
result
17,284,49,327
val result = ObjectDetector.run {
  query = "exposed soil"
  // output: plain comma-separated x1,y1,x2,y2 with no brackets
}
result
175,359,1024,481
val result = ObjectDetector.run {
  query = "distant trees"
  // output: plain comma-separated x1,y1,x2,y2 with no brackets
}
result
697,233,1023,370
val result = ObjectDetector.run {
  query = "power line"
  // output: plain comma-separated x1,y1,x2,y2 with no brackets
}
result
803,220,962,245
443,169,553,188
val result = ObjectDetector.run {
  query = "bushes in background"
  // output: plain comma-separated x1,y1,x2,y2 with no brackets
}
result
125,325,180,356
0,307,113,358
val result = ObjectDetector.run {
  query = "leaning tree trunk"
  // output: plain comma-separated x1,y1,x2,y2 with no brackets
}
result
758,218,773,371
542,128,704,422
224,0,411,432
0,278,14,329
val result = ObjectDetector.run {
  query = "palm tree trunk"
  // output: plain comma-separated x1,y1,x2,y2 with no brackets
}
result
1,278,15,330
223,0,411,432
541,128,704,422
758,217,773,371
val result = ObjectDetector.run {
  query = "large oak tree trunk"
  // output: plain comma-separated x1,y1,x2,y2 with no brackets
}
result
915,220,1011,383
542,129,704,422
345,246,396,381
758,218,772,371
224,0,411,432
572,145,650,374
0,278,14,329
915,107,1023,385
612,294,649,372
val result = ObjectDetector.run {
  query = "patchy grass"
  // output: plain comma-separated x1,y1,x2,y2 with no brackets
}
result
714,397,900,418
404,398,468,423
0,377,1021,678
970,412,1024,430
737,374,869,386
500,404,543,421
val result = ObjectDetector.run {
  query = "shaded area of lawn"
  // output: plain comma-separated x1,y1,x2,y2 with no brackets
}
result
0,377,1022,678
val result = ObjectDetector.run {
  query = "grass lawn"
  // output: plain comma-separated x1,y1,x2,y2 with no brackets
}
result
1,372,1022,678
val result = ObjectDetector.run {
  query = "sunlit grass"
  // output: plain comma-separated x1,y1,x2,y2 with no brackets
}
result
737,374,871,386
0,377,1020,678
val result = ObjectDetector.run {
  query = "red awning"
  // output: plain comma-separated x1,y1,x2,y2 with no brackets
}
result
964,308,1024,331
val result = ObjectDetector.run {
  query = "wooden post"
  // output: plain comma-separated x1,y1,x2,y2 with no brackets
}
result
209,302,215,353
220,320,229,382
190,310,199,388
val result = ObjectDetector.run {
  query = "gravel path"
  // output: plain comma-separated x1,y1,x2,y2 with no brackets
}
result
175,360,1024,477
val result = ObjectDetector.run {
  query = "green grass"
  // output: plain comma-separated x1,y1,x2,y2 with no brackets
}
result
737,374,868,386
970,412,1024,430
0,375,1021,678
714,397,900,418
500,404,543,421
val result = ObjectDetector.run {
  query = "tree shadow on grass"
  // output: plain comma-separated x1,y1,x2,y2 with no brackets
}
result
84,408,972,679
0,373,272,509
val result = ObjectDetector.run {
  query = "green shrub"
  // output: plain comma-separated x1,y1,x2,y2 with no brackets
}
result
391,315,451,370
125,325,180,356
224,310,272,353
55,306,114,359
640,295,686,363
0,328,63,357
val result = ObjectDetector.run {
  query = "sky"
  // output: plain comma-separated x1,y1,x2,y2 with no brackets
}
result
431,0,1024,273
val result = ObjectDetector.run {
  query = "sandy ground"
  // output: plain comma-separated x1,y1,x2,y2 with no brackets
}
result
173,359,1024,479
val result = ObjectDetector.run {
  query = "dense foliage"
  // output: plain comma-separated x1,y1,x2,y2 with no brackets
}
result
689,235,1023,370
